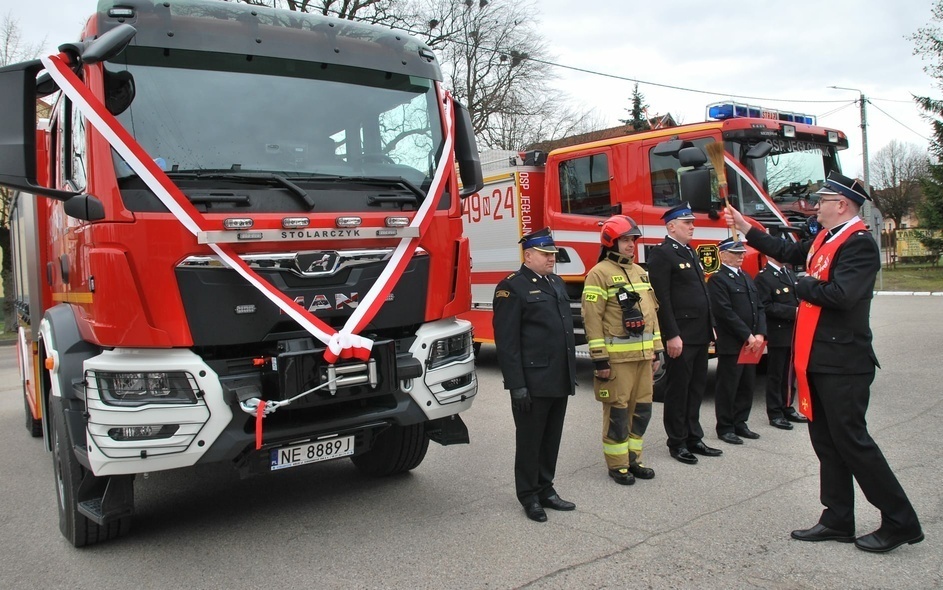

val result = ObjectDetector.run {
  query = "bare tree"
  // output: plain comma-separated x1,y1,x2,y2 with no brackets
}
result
1,13,46,332
870,140,929,231
229,0,604,150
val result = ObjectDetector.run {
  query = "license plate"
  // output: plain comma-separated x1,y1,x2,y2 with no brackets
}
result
269,435,354,471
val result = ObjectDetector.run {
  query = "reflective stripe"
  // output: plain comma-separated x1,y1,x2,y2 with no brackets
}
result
605,341,655,353
587,338,606,348
603,441,629,455
584,285,608,299
627,437,643,452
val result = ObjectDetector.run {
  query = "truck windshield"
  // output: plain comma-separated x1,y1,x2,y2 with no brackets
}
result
105,48,443,205
727,138,841,223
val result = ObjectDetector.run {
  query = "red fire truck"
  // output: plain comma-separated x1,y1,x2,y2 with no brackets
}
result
461,102,848,360
2,0,482,546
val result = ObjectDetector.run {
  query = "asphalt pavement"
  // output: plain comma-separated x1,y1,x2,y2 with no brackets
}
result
0,295,940,589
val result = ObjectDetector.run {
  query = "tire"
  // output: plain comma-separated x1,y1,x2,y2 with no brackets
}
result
51,399,131,547
23,387,42,438
652,350,667,403
350,423,429,477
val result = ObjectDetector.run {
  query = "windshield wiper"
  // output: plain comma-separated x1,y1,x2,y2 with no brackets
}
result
295,175,426,204
167,171,315,210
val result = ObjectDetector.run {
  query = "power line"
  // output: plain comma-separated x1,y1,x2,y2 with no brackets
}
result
868,101,931,142
817,101,857,119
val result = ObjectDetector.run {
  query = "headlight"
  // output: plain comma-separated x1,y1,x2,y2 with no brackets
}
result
94,371,200,407
428,331,472,369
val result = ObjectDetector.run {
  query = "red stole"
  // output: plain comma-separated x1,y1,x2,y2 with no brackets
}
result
793,220,867,420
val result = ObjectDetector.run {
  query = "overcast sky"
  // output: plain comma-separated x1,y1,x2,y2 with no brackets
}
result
1,0,937,181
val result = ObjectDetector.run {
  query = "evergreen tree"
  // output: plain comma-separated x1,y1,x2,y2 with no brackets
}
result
619,82,650,131
912,2,943,261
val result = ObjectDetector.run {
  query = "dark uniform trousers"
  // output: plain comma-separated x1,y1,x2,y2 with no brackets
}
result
663,343,707,448
765,345,792,420
513,397,568,504
809,371,919,532
714,357,756,435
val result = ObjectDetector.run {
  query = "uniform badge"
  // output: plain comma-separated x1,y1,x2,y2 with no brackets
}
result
585,293,598,302
640,274,649,283
783,287,790,293
728,272,735,279
775,289,781,294
686,262,692,268
495,290,510,298
679,263,685,269
529,290,540,294
598,389,610,398
611,275,625,283
696,244,720,273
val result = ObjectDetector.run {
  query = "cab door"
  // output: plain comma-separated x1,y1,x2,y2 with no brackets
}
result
544,147,616,278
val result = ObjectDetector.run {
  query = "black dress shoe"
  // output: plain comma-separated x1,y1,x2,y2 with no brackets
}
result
784,409,809,423
609,467,636,485
688,441,723,457
669,447,698,464
854,526,924,553
629,463,655,479
539,494,576,511
790,523,855,543
718,432,743,445
523,501,548,522
769,418,794,430
735,426,760,439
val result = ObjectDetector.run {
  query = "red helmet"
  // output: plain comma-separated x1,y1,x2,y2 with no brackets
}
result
600,215,641,248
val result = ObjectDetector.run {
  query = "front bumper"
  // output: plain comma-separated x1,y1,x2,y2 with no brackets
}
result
78,319,476,476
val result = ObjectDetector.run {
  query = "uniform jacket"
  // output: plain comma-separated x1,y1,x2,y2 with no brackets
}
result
745,225,880,374
493,265,577,397
646,236,713,345
754,263,798,348
708,264,766,355
582,254,663,364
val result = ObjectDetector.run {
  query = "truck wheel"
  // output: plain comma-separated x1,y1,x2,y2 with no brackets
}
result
652,351,667,403
351,423,429,477
23,387,42,438
51,400,131,547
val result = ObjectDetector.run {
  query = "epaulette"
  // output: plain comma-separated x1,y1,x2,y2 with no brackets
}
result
505,271,519,280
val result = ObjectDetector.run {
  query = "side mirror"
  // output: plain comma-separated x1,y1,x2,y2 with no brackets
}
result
453,101,483,198
63,194,106,221
0,61,79,201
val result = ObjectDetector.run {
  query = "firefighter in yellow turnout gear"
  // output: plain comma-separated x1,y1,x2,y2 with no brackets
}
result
582,215,663,485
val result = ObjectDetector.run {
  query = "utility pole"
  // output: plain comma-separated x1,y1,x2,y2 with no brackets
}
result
828,85,883,286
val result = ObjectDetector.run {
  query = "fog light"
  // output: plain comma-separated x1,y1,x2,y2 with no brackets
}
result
442,374,472,391
108,424,179,441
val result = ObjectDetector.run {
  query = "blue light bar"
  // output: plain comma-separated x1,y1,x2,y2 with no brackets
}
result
706,102,816,125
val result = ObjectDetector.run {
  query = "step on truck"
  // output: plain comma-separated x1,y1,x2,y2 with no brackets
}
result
2,0,483,546
461,103,849,391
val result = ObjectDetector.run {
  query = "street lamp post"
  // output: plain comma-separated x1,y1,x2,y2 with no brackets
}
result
828,85,883,285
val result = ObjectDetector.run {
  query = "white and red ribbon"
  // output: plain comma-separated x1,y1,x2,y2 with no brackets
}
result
41,53,455,364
